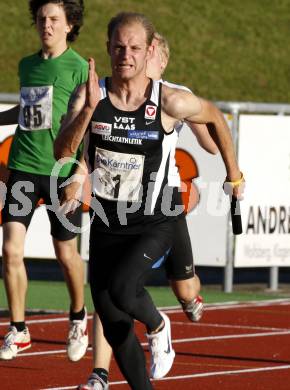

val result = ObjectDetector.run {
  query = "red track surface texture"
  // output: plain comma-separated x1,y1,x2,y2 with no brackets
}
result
0,300,290,390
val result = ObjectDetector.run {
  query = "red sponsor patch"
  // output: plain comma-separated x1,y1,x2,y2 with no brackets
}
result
145,105,157,120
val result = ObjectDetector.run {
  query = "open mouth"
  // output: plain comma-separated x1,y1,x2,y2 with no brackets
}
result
117,64,133,70
42,32,52,39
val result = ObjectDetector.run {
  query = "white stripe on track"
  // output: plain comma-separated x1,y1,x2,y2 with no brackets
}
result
19,329,290,357
1,299,289,327
169,330,290,344
0,315,94,327
170,321,290,332
40,364,290,389
164,299,290,314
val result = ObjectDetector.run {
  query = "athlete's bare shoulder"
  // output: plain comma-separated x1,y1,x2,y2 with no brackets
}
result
161,83,201,121
162,80,191,93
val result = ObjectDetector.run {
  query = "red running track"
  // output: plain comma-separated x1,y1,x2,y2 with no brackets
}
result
0,300,290,390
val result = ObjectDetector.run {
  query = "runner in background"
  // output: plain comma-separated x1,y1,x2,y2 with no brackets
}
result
0,0,88,362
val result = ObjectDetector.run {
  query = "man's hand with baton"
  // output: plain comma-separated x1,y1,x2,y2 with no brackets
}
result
223,172,245,235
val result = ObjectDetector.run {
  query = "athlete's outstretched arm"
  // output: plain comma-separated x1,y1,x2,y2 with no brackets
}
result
187,122,219,155
0,105,20,126
162,87,243,197
54,58,100,159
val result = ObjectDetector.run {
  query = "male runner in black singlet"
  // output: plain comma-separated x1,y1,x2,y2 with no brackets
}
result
55,12,244,390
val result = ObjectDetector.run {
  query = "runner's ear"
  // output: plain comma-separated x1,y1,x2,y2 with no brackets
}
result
66,23,73,34
146,44,154,60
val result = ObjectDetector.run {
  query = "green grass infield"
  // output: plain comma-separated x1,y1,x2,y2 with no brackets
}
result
0,280,288,314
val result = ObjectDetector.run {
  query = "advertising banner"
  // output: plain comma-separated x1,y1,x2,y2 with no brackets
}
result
235,115,290,267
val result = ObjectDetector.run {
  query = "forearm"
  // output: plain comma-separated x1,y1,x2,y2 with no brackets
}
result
73,153,88,180
208,108,241,180
54,106,93,160
0,105,19,126
188,122,219,155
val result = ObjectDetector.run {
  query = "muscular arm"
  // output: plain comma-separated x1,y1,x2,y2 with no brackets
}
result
0,105,20,126
187,98,240,181
187,122,219,155
54,58,100,160
162,87,241,183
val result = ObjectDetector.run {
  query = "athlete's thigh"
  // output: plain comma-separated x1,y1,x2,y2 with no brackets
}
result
88,230,133,323
2,170,40,229
111,220,176,289
165,216,195,280
89,230,131,291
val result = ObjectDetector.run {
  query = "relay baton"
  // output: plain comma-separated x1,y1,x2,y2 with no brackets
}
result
230,195,242,235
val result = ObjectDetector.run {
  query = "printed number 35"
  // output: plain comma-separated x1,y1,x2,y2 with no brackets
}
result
23,104,42,128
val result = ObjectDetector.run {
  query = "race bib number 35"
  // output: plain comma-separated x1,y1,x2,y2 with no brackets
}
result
19,86,53,130
94,147,145,202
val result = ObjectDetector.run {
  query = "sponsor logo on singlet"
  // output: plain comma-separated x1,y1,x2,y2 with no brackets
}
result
144,105,157,121
94,148,145,202
102,135,142,145
127,130,159,140
95,153,141,171
113,116,136,130
91,121,112,136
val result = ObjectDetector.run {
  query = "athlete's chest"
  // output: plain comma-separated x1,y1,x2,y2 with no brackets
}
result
90,99,163,152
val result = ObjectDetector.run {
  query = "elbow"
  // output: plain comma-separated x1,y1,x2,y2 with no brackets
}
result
201,142,219,155
208,147,219,155
208,142,219,155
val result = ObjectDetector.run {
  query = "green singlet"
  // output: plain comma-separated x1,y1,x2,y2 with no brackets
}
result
8,48,88,177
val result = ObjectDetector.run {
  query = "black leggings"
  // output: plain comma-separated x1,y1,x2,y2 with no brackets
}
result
89,221,175,390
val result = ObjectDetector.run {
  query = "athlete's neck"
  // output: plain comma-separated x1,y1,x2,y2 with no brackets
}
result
108,76,151,111
41,41,68,59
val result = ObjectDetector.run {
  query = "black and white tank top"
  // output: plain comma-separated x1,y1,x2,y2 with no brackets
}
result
85,78,180,233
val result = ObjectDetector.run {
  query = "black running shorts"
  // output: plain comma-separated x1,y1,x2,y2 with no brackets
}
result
164,215,195,281
2,169,82,241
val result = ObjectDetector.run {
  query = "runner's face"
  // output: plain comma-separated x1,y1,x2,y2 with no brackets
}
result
36,3,71,49
108,22,152,81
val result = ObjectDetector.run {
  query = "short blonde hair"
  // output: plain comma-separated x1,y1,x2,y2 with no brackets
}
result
108,12,155,46
153,32,170,63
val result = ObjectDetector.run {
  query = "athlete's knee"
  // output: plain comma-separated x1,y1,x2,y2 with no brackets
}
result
53,238,81,266
103,319,133,348
2,240,24,267
109,279,135,314
110,287,135,314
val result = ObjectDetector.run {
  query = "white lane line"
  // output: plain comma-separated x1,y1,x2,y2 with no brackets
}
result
1,318,288,335
0,315,94,327
170,330,290,344
1,299,289,327
18,329,290,357
1,317,287,333
40,364,290,389
171,321,290,332
165,299,290,314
